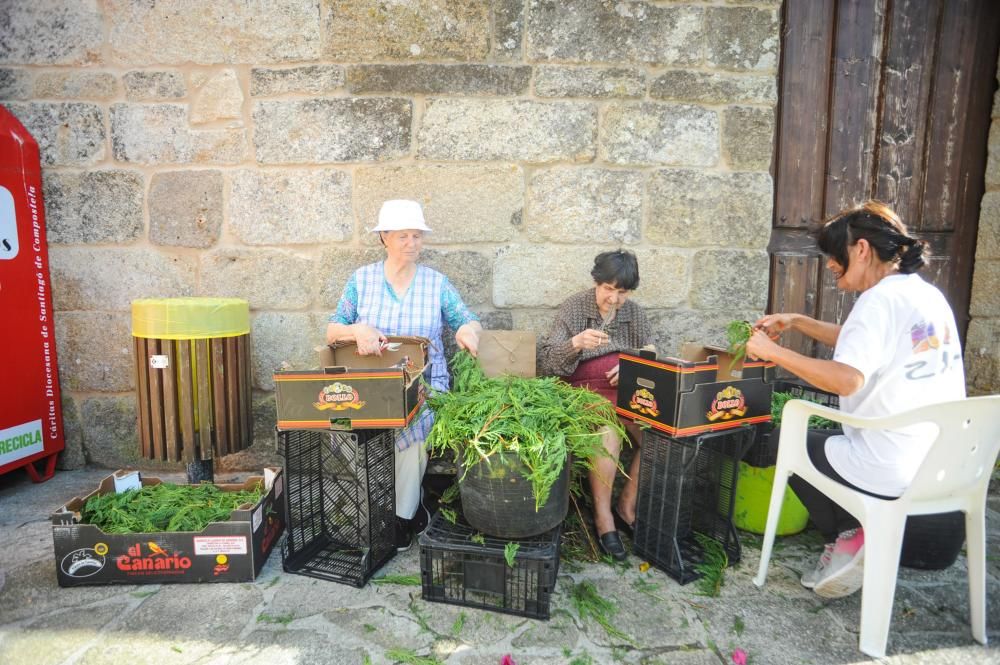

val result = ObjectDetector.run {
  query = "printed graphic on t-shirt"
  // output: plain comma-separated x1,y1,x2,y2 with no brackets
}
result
904,320,960,381
909,320,943,353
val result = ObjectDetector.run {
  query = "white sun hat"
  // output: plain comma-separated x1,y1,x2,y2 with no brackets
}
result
371,199,433,233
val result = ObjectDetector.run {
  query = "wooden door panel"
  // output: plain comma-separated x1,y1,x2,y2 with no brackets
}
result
769,253,821,359
817,267,856,356
920,0,981,233
874,0,941,225
824,0,886,216
773,0,835,230
770,0,1000,349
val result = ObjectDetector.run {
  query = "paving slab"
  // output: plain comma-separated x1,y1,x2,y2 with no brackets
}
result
0,468,998,664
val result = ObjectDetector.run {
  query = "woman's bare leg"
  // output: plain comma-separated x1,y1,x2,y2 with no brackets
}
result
590,425,621,536
616,421,642,525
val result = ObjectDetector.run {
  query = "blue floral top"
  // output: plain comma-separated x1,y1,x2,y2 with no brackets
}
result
330,261,477,450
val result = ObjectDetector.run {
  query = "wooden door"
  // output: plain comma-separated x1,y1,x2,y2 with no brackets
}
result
769,0,1000,362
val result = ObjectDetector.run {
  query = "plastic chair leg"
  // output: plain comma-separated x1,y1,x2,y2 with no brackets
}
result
965,505,988,645
857,515,906,658
753,463,792,588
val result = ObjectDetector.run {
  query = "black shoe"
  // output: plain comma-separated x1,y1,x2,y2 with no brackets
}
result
395,517,413,552
597,530,627,562
613,509,635,538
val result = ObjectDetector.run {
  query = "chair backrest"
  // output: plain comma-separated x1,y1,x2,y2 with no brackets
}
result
903,395,1000,503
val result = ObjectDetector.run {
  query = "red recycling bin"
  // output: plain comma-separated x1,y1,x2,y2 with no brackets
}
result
0,105,65,481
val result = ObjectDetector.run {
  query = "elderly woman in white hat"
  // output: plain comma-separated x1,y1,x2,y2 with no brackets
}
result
326,199,482,550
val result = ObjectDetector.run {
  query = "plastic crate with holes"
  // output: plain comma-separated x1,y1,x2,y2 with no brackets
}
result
744,379,842,468
418,511,560,620
633,426,752,584
279,428,396,587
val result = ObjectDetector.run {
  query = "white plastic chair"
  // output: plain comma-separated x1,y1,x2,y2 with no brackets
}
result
752,395,1000,658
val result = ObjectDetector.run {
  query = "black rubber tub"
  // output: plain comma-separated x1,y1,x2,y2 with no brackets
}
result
458,455,569,539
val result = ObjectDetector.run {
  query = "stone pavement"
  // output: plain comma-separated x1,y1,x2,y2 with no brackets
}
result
1,468,999,665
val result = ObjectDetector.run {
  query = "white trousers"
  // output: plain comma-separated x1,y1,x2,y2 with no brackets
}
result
395,440,427,519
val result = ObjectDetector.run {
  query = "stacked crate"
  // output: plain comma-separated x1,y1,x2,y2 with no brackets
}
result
279,428,396,588
417,331,559,620
273,337,431,587
632,427,752,584
419,512,560,620
614,346,772,585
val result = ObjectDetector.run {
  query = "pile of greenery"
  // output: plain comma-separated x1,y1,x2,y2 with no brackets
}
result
771,390,840,429
81,481,263,533
426,351,625,511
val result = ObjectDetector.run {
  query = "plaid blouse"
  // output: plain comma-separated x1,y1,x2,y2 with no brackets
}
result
538,288,654,378
331,261,477,451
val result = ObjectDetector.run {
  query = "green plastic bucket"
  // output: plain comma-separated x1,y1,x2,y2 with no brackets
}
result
733,462,809,535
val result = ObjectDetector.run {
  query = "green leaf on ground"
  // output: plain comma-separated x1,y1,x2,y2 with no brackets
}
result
451,611,466,636
257,612,294,625
372,574,421,586
385,648,441,665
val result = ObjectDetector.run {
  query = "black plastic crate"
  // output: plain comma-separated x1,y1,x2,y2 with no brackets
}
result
633,427,751,584
419,511,560,620
744,380,841,468
279,428,396,587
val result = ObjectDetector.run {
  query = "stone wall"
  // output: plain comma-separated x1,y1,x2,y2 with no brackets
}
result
966,51,1000,396
1,0,781,470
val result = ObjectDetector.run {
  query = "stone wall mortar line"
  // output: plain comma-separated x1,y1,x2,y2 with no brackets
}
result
409,97,424,161
7,0,790,463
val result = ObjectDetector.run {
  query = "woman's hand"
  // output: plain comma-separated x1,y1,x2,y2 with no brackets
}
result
572,328,610,351
605,363,620,386
455,322,482,357
353,324,387,356
755,313,794,340
745,329,782,362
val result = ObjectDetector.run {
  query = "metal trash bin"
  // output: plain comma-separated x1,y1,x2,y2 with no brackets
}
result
131,297,252,481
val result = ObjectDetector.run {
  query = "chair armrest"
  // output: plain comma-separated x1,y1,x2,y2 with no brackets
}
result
782,398,944,431
775,398,944,480
782,399,850,428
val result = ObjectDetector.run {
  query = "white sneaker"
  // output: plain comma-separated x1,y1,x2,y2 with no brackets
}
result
411,490,431,536
800,543,834,589
814,528,865,599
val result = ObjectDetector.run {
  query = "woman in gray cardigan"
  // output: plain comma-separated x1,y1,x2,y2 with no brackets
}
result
539,250,654,561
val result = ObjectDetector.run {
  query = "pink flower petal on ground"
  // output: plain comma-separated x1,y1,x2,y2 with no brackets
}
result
732,648,748,665
500,655,516,665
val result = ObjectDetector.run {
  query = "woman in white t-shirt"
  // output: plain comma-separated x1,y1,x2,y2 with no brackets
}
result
746,201,965,599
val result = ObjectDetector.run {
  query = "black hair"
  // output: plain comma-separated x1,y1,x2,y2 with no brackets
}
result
817,201,928,274
591,249,639,290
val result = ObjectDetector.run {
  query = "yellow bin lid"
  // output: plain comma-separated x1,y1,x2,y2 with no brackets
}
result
132,297,250,340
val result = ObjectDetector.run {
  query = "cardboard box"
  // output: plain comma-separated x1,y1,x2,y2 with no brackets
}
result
476,329,536,378
616,344,776,437
51,468,285,587
273,336,430,430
